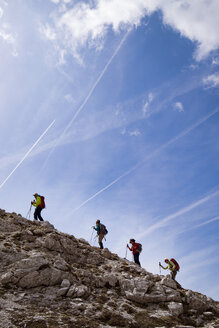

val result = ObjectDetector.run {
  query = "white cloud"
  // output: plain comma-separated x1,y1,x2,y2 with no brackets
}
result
129,129,140,137
158,0,219,60
50,0,60,3
0,29,15,44
212,57,219,66
64,94,74,103
142,92,154,115
0,7,3,18
173,101,184,112
39,23,56,40
41,0,219,62
0,6,18,56
203,73,219,88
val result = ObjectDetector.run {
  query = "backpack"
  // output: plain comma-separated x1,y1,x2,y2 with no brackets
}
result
40,196,45,209
100,224,108,235
137,243,142,253
170,258,180,271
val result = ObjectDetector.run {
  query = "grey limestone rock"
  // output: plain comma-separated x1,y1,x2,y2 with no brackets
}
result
161,275,177,289
61,279,71,288
167,301,184,316
0,210,218,328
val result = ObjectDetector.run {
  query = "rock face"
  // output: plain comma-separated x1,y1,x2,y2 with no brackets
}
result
0,209,218,328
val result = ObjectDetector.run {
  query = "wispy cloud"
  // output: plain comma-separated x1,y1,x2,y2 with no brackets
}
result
142,92,154,115
178,216,219,236
64,94,74,103
203,73,219,89
0,4,18,56
173,101,184,112
212,57,219,66
0,6,3,18
180,246,219,275
137,190,219,239
71,108,219,212
41,31,129,170
129,129,140,137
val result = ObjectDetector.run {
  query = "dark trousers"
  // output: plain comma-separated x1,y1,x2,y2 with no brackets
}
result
134,253,141,266
34,206,44,221
171,270,177,280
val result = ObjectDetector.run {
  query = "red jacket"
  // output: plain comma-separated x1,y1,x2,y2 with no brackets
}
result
130,243,139,255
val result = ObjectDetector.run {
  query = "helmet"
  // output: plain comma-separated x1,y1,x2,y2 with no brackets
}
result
164,258,169,263
130,239,135,243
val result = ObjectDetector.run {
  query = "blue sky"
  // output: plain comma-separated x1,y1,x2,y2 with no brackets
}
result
0,0,219,300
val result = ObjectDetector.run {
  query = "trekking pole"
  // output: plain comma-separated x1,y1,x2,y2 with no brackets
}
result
124,245,128,259
26,204,32,220
159,262,161,275
90,228,94,244
93,235,97,247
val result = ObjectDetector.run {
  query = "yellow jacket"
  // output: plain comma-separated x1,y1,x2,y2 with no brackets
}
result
160,260,176,271
33,196,41,207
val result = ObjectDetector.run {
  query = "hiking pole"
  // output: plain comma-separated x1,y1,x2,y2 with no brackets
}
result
90,228,95,244
93,235,97,247
159,262,161,275
124,245,128,259
26,204,32,220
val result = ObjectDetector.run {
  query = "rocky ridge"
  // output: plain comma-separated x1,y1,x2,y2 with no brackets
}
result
0,208,218,328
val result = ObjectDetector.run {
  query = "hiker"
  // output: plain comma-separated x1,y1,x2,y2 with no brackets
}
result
93,219,107,249
31,193,45,222
127,239,141,266
159,258,179,280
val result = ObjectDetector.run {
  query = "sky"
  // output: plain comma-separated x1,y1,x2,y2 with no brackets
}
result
0,0,219,300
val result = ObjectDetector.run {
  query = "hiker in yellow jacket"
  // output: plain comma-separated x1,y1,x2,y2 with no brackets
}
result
31,193,44,221
159,258,177,280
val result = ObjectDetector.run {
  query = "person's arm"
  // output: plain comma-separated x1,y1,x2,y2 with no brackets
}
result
32,196,41,207
159,263,168,270
94,223,100,233
127,244,131,251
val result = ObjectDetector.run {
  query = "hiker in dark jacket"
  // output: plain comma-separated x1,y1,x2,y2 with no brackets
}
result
93,219,106,249
31,193,44,222
159,259,177,280
127,239,141,266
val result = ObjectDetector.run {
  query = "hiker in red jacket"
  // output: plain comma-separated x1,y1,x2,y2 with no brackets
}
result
127,239,141,266
31,193,44,222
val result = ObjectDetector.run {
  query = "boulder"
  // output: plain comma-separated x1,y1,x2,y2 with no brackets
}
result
167,301,184,316
161,276,177,289
61,279,71,288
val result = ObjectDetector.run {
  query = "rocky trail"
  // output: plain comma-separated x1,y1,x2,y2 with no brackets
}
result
0,209,218,328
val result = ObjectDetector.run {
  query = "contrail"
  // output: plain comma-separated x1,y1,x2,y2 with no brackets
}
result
178,215,219,235
136,189,219,239
42,32,130,170
0,120,55,190
114,190,219,254
72,107,219,212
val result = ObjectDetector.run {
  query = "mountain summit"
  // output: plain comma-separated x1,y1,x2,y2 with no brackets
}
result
0,209,218,328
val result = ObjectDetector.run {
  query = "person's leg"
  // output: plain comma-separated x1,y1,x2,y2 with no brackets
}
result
98,234,104,249
134,253,141,266
34,208,38,220
36,207,44,221
171,270,177,280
